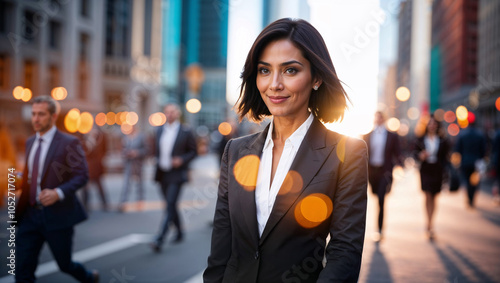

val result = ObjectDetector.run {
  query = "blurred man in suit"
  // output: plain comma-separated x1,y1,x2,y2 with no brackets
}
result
363,111,401,241
454,118,486,208
150,103,197,252
16,96,98,282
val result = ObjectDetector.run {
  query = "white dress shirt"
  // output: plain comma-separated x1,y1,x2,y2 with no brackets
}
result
159,121,180,171
255,113,314,236
370,126,387,167
424,135,439,164
28,126,64,201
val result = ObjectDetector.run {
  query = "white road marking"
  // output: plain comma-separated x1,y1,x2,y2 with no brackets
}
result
0,233,152,282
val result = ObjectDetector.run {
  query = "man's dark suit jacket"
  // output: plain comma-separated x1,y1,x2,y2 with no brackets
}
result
154,124,197,184
454,127,486,168
362,129,401,188
204,119,368,283
16,130,88,231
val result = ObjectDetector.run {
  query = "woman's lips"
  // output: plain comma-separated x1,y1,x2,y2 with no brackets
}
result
268,96,289,103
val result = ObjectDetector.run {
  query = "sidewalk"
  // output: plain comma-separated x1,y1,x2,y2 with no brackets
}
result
360,166,500,283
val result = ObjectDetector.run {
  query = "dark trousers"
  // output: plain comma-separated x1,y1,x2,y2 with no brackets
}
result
368,165,391,232
156,174,184,244
460,165,477,207
16,207,92,283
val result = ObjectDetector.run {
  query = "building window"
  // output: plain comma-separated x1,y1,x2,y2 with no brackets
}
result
0,54,8,91
23,10,37,44
48,65,60,91
81,0,91,18
0,1,13,35
105,0,130,58
80,33,91,61
143,0,152,56
49,21,62,50
24,60,35,91
78,60,88,100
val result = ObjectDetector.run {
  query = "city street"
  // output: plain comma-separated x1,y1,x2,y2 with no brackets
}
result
0,153,499,282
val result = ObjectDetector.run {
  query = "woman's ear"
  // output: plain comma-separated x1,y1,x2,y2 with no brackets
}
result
313,78,322,90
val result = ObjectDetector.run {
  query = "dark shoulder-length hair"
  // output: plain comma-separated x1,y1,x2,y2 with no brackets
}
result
237,18,349,123
425,113,446,138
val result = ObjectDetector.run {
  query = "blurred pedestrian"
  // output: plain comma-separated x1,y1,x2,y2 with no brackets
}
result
204,18,368,283
15,95,98,282
414,114,450,240
150,103,197,252
490,129,500,204
82,127,108,211
119,125,148,212
363,110,402,242
454,118,486,208
0,120,17,207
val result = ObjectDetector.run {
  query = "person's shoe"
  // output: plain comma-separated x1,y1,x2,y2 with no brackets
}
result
150,241,162,253
92,270,100,283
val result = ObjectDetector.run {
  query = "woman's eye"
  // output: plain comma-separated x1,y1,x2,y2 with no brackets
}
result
285,68,297,74
258,67,269,75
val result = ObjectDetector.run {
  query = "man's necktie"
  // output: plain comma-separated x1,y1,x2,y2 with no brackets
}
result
30,138,43,205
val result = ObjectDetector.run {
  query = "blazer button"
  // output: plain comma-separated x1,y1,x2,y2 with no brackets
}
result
254,251,259,259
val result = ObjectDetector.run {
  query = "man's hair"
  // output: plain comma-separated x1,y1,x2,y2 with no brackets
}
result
32,95,60,115
237,18,349,123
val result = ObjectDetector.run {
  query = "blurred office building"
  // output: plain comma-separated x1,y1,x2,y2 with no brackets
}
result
160,0,229,130
0,0,163,155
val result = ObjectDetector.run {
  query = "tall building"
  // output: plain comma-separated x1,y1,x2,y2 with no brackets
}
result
0,0,163,161
0,0,105,150
160,0,229,130
477,0,500,129
429,0,478,112
396,0,432,129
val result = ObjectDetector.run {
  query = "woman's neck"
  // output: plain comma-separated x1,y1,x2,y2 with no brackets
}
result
272,113,309,144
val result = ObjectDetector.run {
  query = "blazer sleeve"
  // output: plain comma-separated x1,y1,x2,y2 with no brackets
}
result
204,139,232,283
179,129,198,166
57,137,89,196
318,138,368,283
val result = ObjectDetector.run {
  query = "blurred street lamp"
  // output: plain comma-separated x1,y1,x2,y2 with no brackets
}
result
186,98,202,113
13,86,23,100
395,86,410,102
51,87,68,101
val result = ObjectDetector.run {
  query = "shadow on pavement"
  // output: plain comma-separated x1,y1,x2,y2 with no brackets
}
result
432,243,497,283
364,243,393,283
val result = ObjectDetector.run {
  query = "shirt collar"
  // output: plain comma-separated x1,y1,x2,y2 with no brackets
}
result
36,126,57,143
263,113,314,152
164,120,180,130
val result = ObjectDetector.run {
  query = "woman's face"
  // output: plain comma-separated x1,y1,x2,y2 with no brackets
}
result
427,118,439,134
256,39,319,121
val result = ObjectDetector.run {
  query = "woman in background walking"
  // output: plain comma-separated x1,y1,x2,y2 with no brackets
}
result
414,114,450,240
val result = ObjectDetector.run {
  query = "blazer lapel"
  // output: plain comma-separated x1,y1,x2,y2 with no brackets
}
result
42,130,61,179
237,125,268,244
259,119,335,245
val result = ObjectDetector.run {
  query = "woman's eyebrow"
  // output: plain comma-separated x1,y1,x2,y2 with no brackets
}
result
257,60,304,67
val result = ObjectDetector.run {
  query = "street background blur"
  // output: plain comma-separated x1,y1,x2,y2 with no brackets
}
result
0,0,499,282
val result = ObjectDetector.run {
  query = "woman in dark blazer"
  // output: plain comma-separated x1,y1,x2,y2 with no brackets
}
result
204,18,368,283
414,114,450,239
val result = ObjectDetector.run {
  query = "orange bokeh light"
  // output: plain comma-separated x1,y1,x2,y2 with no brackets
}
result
447,123,460,136
233,155,260,190
51,87,68,100
126,112,139,125
106,112,116,125
278,170,303,196
78,112,94,134
149,112,166,126
218,122,232,136
21,88,32,102
13,86,24,100
95,113,107,126
64,108,81,133
444,111,456,123
496,97,500,111
294,193,333,228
